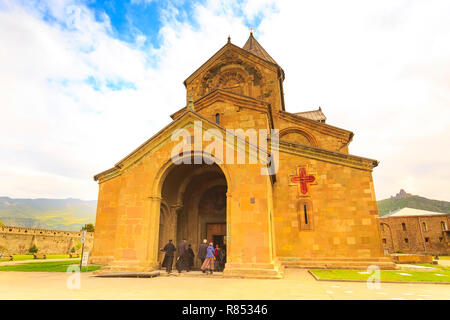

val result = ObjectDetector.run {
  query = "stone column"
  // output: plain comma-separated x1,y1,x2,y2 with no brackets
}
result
225,191,232,264
169,204,182,244
145,195,162,268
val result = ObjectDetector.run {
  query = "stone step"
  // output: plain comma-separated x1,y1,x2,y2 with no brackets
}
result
279,257,393,262
94,271,160,278
282,260,396,270
160,271,224,278
223,268,284,279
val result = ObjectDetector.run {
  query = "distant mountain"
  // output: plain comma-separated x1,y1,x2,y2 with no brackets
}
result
377,189,450,216
0,197,97,231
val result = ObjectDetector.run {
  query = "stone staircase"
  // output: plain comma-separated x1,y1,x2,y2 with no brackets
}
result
279,257,397,270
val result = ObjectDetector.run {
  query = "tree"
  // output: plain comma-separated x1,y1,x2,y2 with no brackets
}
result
81,223,95,232
29,244,38,254
0,221,4,227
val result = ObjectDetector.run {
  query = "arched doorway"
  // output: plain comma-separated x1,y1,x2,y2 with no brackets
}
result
157,162,227,269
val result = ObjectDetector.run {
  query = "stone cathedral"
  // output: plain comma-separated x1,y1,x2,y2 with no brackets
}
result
90,32,394,278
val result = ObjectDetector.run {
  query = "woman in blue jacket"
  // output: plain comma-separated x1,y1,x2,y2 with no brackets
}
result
200,242,215,274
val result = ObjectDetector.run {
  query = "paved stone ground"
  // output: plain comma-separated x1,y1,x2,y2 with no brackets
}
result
0,269,449,300
437,260,450,267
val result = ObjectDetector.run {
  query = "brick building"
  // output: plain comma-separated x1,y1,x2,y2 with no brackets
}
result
380,208,449,255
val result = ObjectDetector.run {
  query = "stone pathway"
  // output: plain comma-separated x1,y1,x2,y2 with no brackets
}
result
437,260,450,267
0,268,449,300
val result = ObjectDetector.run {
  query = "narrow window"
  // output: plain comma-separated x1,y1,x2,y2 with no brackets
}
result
425,237,430,243
441,221,446,231
439,237,443,242
422,222,427,232
401,223,406,231
404,238,409,243
215,113,220,124
382,238,386,244
303,204,308,225
298,200,313,231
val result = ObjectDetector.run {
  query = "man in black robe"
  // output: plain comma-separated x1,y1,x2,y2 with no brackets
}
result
176,239,190,273
187,244,195,271
218,245,226,272
161,239,176,273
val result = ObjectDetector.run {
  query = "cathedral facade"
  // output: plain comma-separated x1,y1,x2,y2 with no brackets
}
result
90,33,394,278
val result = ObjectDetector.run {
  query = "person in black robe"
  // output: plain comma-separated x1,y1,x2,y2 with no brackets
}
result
161,240,176,273
187,244,195,271
218,245,226,271
176,239,190,273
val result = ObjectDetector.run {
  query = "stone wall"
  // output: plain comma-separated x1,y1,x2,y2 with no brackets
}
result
0,225,94,255
380,215,449,255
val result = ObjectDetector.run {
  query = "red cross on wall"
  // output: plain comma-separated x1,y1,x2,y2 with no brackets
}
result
290,167,316,195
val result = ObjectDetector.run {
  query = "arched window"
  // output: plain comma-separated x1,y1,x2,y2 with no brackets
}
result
297,200,313,231
401,223,406,231
441,221,447,231
215,113,220,124
422,222,427,232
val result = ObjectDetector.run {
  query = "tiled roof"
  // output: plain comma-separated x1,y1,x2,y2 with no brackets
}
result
242,33,278,65
294,108,327,123
381,207,448,218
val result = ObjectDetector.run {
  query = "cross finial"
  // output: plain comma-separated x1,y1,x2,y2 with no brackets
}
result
227,35,231,43
250,27,253,35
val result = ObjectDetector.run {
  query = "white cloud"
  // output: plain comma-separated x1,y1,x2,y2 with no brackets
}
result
0,0,449,201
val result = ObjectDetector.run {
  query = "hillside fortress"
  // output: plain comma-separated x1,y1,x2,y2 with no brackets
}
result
90,32,394,277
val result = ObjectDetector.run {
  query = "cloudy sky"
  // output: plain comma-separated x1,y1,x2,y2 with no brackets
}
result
0,0,449,201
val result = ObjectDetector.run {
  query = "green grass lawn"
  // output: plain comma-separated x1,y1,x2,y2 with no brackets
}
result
0,260,101,272
311,268,450,283
438,256,450,260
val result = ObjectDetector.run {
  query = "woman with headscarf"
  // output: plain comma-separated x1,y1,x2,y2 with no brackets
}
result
200,242,215,274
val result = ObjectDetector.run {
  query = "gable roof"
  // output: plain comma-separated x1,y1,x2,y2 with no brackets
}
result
184,36,283,86
381,207,448,218
170,88,270,120
294,107,327,123
242,32,278,65
94,109,272,182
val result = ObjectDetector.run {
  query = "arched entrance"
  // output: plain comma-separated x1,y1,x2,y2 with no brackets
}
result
157,162,227,269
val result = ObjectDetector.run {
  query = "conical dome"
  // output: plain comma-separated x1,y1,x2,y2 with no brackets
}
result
242,32,278,65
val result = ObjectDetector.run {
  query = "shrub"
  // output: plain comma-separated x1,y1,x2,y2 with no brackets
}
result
396,250,404,254
81,223,95,232
28,244,38,254
71,247,76,253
